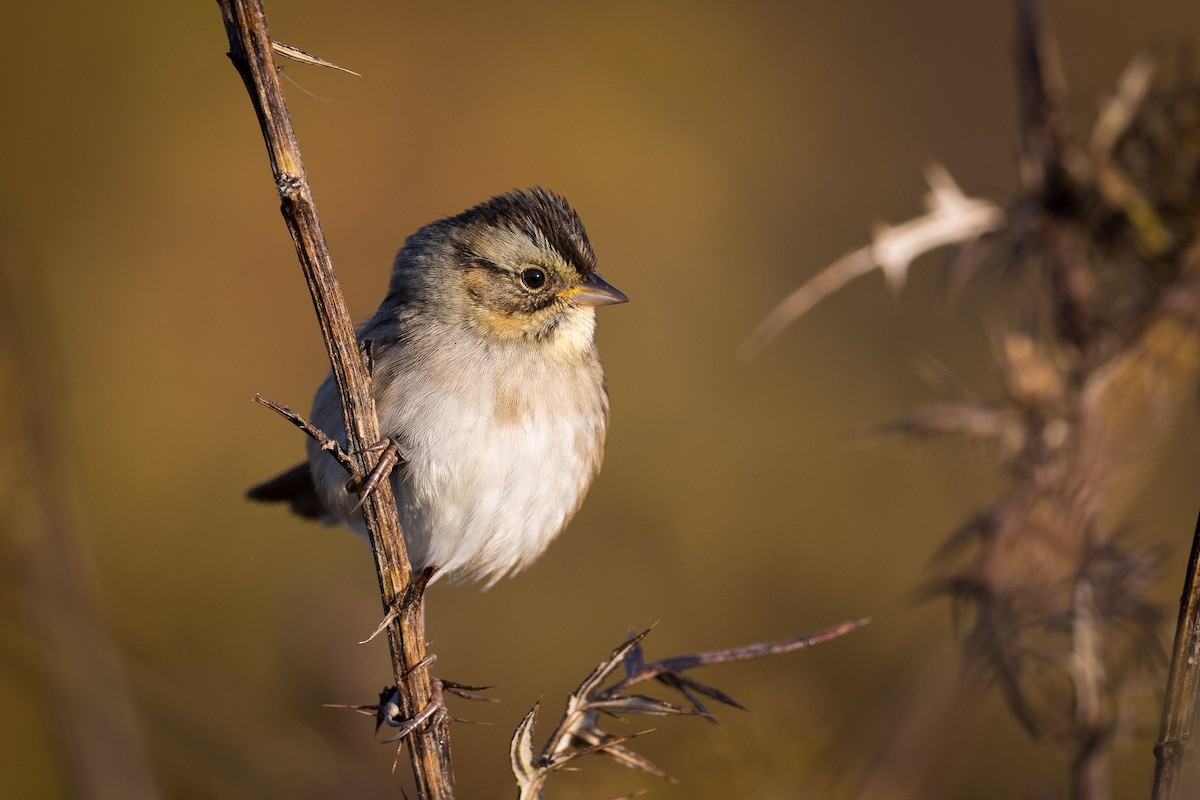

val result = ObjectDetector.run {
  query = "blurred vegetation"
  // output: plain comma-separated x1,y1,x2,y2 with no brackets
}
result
751,2,1200,796
1,2,1198,799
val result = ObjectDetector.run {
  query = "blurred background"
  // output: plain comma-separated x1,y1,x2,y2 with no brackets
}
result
1,1,1198,798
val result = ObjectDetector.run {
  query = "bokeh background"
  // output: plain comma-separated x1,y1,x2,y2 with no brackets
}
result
2,1,1198,798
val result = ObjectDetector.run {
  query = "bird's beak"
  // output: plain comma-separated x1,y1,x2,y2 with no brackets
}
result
568,272,629,307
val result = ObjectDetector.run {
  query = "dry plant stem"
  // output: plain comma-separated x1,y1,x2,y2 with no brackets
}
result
252,394,358,475
738,166,1004,359
1151,512,1200,800
216,2,452,797
512,620,869,798
1071,579,1109,800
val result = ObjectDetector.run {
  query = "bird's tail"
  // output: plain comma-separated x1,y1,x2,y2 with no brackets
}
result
246,463,327,521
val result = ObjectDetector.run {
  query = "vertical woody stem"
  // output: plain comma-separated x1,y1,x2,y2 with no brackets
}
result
1152,513,1200,800
215,2,453,796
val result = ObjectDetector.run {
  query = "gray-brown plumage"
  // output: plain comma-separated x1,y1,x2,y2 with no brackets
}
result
249,189,627,585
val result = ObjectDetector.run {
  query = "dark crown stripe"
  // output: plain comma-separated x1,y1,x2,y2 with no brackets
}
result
469,188,597,275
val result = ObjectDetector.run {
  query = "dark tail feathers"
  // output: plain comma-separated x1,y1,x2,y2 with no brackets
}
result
247,463,326,521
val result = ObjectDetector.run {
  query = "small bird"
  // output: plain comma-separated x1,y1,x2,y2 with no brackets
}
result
248,189,627,585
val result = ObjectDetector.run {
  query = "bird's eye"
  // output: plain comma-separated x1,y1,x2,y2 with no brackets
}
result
519,267,547,290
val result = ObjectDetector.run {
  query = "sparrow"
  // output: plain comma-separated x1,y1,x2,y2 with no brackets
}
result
248,188,627,585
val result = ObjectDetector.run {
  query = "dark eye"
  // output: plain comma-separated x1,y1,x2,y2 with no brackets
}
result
519,267,547,290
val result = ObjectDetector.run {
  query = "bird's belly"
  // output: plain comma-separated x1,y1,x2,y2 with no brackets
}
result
395,411,596,585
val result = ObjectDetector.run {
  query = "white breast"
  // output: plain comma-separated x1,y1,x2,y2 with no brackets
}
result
308,337,607,586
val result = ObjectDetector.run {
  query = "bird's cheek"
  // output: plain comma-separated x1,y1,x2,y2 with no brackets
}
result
473,306,536,341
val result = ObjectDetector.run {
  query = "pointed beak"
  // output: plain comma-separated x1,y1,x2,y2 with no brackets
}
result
569,272,629,307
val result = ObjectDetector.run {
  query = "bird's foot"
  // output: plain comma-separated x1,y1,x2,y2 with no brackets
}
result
347,437,404,510
379,663,446,742
378,669,498,742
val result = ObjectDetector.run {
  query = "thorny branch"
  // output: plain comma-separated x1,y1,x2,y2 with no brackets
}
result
511,620,867,799
215,2,452,797
252,394,358,476
1152,513,1200,800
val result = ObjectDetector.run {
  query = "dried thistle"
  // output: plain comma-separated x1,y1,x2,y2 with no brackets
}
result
510,621,866,799
747,2,1200,796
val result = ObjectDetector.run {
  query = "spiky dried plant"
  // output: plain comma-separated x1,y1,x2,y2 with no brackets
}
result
747,2,1200,797
509,621,866,799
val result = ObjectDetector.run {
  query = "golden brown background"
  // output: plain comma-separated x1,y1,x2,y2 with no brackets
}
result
2,1,1198,798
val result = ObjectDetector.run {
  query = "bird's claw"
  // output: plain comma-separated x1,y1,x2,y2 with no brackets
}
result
377,673,498,743
380,679,448,742
348,437,402,511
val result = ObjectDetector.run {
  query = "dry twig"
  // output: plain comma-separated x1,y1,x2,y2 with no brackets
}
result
252,393,358,476
215,2,452,796
739,163,1005,360
1151,513,1200,800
